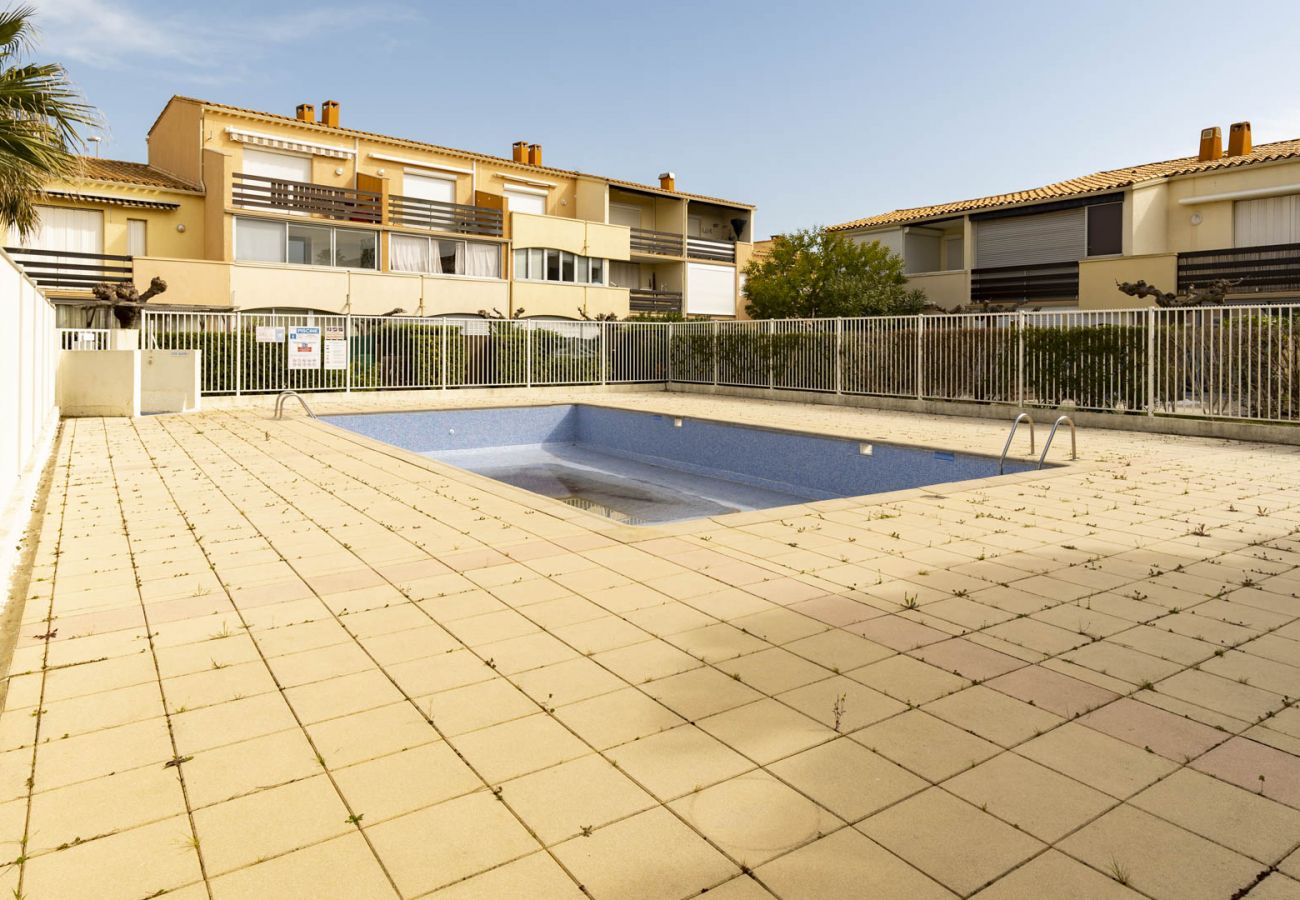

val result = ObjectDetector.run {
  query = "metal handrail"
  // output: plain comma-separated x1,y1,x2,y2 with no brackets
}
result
274,390,317,420
998,412,1035,474
1038,415,1077,468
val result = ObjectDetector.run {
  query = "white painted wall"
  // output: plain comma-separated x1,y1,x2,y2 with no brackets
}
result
0,249,58,603
57,351,141,417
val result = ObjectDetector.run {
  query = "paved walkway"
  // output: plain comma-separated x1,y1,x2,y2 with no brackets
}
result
2,392,1299,899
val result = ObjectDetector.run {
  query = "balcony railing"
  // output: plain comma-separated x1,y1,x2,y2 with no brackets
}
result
4,247,133,291
687,236,736,263
971,261,1079,304
389,194,504,237
1178,243,1300,294
232,172,382,224
630,227,684,257
629,288,683,314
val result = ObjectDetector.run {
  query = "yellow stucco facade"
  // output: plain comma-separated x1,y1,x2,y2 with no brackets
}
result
17,96,755,323
834,127,1300,311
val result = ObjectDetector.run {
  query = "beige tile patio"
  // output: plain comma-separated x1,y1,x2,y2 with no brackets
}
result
853,710,1000,781
607,724,753,801
858,787,1045,897
551,806,737,900
332,742,482,825
208,832,397,899
943,752,1115,842
501,753,655,845
768,737,927,821
755,827,955,900
969,848,1142,899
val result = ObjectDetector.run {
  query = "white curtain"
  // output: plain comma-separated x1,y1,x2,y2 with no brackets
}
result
390,234,431,273
13,206,102,252
234,218,285,263
465,242,499,278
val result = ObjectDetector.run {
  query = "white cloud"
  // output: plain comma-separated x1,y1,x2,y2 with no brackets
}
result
33,0,406,75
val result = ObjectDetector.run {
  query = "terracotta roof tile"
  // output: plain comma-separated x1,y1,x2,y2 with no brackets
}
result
70,157,200,192
828,138,1300,231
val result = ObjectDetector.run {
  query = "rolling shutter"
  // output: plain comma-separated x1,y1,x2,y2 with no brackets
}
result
242,148,311,182
975,207,1085,268
403,172,456,204
1235,195,1300,247
504,188,546,216
686,262,735,316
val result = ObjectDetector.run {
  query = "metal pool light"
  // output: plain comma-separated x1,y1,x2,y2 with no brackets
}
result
859,443,873,456
673,417,684,428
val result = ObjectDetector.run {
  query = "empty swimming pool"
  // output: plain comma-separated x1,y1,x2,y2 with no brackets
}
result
323,404,1038,524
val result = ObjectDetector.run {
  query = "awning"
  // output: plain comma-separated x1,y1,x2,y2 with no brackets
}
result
43,190,180,210
225,127,353,159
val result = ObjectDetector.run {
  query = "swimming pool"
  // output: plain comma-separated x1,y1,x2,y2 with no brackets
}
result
323,404,1038,524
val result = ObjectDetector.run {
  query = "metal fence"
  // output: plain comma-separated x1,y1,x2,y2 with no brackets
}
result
130,305,1300,424
56,328,112,350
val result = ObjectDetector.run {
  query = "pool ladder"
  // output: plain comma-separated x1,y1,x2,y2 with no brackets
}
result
999,413,1076,473
273,390,317,420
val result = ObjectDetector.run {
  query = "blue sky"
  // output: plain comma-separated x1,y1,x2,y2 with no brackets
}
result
34,0,1300,237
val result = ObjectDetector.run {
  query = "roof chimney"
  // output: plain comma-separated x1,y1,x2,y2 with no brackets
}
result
658,171,676,191
512,141,528,163
527,143,542,166
295,103,315,124
1198,126,1222,162
1228,121,1252,157
321,100,340,128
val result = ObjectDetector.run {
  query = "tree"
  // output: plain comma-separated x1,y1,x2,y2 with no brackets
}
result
742,227,927,319
0,6,96,240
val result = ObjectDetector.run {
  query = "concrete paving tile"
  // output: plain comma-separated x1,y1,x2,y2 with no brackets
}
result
450,713,588,783
854,710,1000,781
698,697,834,765
755,827,955,900
783,629,893,672
969,849,1143,899
305,701,437,769
607,725,754,801
923,686,1064,748
172,692,300,754
502,753,655,846
513,656,626,708
208,832,398,900
1078,697,1227,762
1058,804,1260,900
333,742,481,824
643,667,762,722
715,647,830,695
553,686,685,750
984,665,1118,719
34,716,174,791
184,728,321,809
1016,722,1178,799
665,623,769,663
366,790,540,897
1246,873,1300,900
424,850,584,899
944,752,1116,842
551,806,737,900
777,675,906,733
21,814,203,900
26,762,186,854
417,677,539,736
386,650,495,697
858,787,1045,896
909,637,1027,681
768,737,927,822
1130,767,1300,863
283,669,406,724
848,653,969,706
1192,736,1300,809
193,774,352,876
670,770,839,867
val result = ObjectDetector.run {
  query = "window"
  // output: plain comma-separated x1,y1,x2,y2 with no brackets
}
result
513,247,608,284
234,217,378,269
402,172,456,204
1086,202,1123,256
504,188,546,215
127,219,147,257
10,205,102,253
287,223,331,266
389,233,500,277
235,218,285,262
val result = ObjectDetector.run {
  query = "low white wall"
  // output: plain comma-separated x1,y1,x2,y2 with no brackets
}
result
58,351,141,417
141,350,201,414
0,250,58,609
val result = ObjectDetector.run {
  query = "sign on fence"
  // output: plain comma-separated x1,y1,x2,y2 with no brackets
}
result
286,326,321,369
255,325,284,343
323,339,348,370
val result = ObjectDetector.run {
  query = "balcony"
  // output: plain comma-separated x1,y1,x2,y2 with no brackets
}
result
686,236,736,263
1177,243,1300,294
232,172,382,224
971,261,1079,304
4,247,133,292
630,227,684,257
389,194,504,238
629,288,683,314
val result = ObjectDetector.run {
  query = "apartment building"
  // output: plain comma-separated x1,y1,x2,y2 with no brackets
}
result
830,122,1300,310
7,96,755,325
